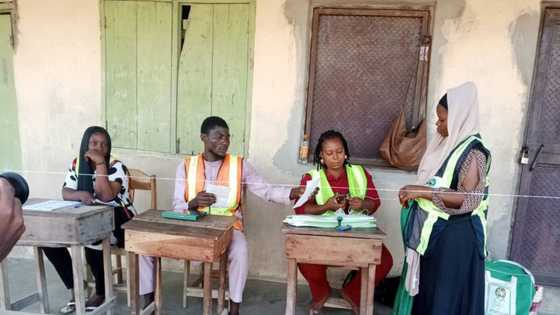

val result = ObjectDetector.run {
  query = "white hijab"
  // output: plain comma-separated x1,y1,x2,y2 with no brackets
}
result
416,81,480,185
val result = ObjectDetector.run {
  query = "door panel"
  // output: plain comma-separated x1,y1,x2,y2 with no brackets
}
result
177,3,250,155
510,8,560,286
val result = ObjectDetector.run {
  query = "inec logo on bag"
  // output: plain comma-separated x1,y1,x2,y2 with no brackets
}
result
486,282,514,315
485,269,517,315
495,287,507,301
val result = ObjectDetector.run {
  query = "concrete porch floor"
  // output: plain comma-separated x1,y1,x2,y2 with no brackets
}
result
1,258,393,315
3,258,559,315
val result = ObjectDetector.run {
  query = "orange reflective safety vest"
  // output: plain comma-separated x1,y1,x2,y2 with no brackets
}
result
183,153,244,230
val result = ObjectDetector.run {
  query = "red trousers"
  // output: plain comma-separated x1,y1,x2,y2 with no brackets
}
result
298,244,393,307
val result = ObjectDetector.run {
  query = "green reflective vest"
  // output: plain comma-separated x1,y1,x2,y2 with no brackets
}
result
411,135,491,256
307,164,368,215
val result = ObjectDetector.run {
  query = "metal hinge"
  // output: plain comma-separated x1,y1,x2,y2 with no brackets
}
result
176,138,181,154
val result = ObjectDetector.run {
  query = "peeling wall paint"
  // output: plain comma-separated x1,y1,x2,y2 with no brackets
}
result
7,0,546,282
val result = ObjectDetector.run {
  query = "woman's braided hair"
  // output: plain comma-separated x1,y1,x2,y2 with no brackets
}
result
313,130,351,170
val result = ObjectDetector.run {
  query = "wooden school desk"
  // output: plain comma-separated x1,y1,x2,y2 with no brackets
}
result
0,198,115,315
282,224,386,315
123,209,235,315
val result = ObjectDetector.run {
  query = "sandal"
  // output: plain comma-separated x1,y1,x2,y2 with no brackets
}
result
308,291,330,315
340,289,359,315
59,301,75,314
85,294,104,312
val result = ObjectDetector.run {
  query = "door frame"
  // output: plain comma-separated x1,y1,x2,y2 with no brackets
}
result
509,3,560,286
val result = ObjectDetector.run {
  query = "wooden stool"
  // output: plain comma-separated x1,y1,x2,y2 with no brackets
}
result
182,260,230,309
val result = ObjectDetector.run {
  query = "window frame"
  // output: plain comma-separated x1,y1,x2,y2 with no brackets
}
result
302,5,434,168
0,0,17,48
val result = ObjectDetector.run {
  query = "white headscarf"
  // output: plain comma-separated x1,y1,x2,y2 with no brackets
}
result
416,81,480,184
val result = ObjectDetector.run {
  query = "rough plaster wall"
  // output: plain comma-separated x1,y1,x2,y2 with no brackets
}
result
7,0,543,282
9,0,103,256
432,0,540,259
248,0,541,282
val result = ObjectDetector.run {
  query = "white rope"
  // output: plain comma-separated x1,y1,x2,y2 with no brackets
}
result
2,168,560,201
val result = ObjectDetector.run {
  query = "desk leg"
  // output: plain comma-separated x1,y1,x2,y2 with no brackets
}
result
34,247,50,313
203,262,212,315
218,254,226,314
360,267,368,315
102,239,114,315
71,246,86,315
0,260,10,310
182,260,190,308
285,258,297,315
128,252,140,315
366,264,376,315
155,257,162,315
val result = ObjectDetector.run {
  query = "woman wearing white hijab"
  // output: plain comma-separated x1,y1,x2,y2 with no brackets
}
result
396,82,491,315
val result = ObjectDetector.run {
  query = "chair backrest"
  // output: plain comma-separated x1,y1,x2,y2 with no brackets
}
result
128,168,157,209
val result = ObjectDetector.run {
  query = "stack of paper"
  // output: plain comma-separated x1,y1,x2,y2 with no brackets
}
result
23,200,81,211
283,214,376,228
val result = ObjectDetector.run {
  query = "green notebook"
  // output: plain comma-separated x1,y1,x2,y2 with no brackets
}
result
160,210,200,221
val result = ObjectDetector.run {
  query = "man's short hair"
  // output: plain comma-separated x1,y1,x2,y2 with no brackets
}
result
201,116,229,134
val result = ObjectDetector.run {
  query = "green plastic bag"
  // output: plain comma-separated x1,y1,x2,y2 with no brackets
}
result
392,204,414,315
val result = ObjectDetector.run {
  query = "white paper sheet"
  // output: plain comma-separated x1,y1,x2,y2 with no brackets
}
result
94,199,119,207
23,200,82,211
293,175,320,209
206,184,231,209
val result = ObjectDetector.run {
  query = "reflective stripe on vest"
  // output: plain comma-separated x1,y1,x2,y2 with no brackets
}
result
307,164,367,215
183,154,242,217
415,135,491,255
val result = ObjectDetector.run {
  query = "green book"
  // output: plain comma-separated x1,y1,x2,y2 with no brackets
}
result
160,210,199,221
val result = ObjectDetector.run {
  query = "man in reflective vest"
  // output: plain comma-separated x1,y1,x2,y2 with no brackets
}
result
173,116,304,315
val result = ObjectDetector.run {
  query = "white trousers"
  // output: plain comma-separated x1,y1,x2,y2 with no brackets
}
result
139,255,155,295
228,230,248,303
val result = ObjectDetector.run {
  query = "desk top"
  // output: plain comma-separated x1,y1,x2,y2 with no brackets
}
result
19,198,114,245
23,198,112,218
281,224,386,240
133,209,235,230
123,209,236,241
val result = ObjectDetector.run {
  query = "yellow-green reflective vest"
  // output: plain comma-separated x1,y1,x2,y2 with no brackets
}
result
411,135,491,256
307,164,368,216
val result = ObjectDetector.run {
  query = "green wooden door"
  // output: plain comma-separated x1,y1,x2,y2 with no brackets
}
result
0,14,21,170
177,3,250,155
105,0,173,152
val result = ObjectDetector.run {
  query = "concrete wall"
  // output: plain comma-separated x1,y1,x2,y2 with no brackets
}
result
7,0,544,281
